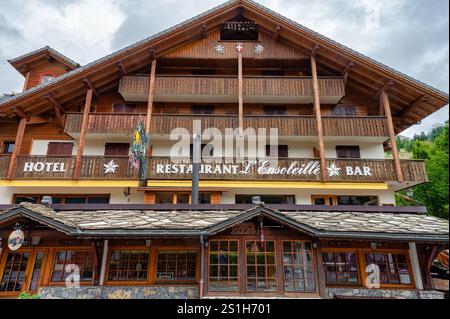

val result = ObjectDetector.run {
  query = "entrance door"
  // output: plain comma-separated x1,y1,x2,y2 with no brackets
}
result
0,249,47,297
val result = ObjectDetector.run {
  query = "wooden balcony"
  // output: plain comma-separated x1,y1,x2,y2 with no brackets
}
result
148,157,428,183
64,113,388,138
1,155,427,183
118,75,345,104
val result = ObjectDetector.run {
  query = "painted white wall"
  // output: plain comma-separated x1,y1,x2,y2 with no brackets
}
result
31,139,134,156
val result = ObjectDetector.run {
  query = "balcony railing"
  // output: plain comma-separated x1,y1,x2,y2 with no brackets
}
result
118,75,345,103
11,156,138,180
64,113,388,138
2,155,427,183
147,157,427,183
0,155,11,179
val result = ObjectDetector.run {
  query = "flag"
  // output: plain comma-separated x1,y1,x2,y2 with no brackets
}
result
130,115,148,180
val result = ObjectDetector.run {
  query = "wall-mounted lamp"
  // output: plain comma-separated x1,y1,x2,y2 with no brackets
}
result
123,187,131,197
369,242,378,250
313,243,318,249
145,240,152,248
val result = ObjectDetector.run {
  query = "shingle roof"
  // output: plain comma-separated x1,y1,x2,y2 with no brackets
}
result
8,46,80,70
1,203,448,242
0,0,447,108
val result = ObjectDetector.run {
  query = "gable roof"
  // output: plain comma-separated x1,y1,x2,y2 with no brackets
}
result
0,0,447,131
1,203,448,242
8,46,80,76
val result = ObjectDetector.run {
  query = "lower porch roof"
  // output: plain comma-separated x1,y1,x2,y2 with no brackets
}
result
0,203,448,242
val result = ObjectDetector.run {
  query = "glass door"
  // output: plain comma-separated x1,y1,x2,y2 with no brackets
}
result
245,240,277,292
0,249,47,297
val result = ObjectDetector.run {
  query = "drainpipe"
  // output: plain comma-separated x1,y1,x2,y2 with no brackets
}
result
199,235,205,299
99,240,109,286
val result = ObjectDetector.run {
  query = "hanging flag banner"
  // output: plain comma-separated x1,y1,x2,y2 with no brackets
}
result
130,115,149,181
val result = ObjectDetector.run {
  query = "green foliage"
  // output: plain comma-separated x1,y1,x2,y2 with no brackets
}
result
396,122,449,219
18,292,40,299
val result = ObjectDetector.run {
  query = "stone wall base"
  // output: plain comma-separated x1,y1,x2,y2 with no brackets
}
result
327,287,445,299
38,285,199,299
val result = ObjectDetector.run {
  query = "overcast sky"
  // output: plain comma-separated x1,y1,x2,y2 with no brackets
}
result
0,0,448,137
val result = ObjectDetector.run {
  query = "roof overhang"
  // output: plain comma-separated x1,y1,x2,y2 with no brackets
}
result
0,0,447,133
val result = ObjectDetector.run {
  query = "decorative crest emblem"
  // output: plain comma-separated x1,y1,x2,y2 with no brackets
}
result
235,43,244,53
104,160,119,174
214,44,225,54
8,229,25,251
326,163,341,177
254,44,264,55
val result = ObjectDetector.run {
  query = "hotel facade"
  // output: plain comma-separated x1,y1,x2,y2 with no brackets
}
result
0,0,448,299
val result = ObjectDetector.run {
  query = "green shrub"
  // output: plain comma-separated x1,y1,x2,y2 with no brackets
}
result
18,292,40,299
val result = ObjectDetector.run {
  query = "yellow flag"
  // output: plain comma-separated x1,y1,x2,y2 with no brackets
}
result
135,130,141,144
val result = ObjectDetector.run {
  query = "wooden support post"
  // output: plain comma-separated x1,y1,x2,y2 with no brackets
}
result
73,89,93,180
310,45,328,181
6,117,27,180
145,59,157,137
381,91,404,182
99,239,109,286
315,242,328,299
22,72,31,92
238,51,244,135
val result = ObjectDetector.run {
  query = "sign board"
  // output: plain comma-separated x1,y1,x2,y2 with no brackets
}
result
8,229,25,251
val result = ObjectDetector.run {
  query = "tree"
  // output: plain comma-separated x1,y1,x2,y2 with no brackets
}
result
397,122,449,219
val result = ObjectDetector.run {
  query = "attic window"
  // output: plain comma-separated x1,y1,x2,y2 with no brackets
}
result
40,73,56,84
220,15,258,41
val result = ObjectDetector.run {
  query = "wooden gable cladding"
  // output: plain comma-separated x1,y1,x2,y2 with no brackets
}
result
161,29,308,60
25,60,69,90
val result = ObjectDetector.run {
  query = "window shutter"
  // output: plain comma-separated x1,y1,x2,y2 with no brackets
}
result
105,143,130,156
47,142,73,156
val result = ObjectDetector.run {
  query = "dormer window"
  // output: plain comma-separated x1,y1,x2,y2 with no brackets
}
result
40,73,56,84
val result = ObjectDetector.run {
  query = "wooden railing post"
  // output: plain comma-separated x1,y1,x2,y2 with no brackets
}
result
238,51,244,134
381,90,404,182
311,45,328,181
7,117,27,180
73,88,93,180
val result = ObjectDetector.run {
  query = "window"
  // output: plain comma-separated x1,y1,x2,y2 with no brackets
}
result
246,240,277,292
312,195,336,206
40,74,56,84
282,241,315,292
156,250,197,282
104,143,130,156
266,145,288,158
337,196,378,206
13,194,110,205
192,69,215,76
209,240,239,292
155,192,211,204
112,103,137,113
190,144,214,158
263,106,287,116
311,195,378,206
0,252,30,292
2,141,14,154
332,105,356,116
336,146,361,159
46,142,73,156
364,252,412,286
50,250,93,282
220,16,258,41
107,250,149,282
323,251,359,285
236,195,295,205
192,105,215,115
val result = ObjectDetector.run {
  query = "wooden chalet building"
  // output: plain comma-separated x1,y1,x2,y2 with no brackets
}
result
0,0,448,299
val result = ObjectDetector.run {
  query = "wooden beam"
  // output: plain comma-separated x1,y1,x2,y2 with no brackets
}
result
381,91,404,182
12,107,28,120
396,95,429,117
116,62,127,75
22,72,31,92
26,115,51,125
201,24,208,39
342,60,355,84
311,49,328,181
6,118,27,179
374,80,395,101
81,77,99,99
73,89,93,180
149,48,156,60
273,24,281,41
43,93,65,112
145,59,157,137
238,50,244,135
311,44,320,57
